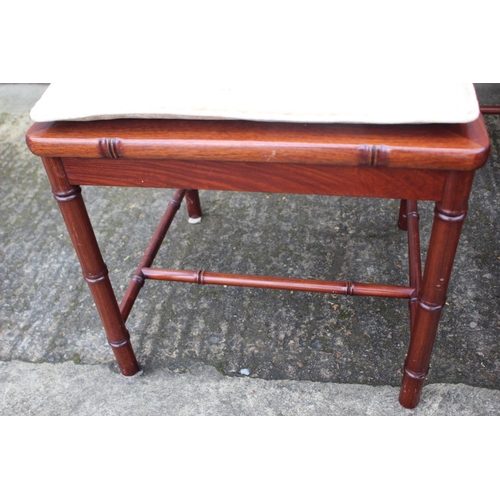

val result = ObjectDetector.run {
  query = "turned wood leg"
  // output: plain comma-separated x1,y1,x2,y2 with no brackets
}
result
186,189,202,224
398,199,408,230
41,157,141,376
399,171,475,408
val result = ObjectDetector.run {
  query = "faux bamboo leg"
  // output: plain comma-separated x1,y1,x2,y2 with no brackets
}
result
399,171,475,408
41,157,141,377
186,189,202,224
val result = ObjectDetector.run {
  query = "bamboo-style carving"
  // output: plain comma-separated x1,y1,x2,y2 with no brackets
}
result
26,118,490,170
98,137,122,158
41,157,140,376
399,171,475,408
141,268,415,299
356,144,390,167
120,189,187,321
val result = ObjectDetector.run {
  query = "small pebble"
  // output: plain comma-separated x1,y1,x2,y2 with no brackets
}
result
240,368,250,376
470,322,477,329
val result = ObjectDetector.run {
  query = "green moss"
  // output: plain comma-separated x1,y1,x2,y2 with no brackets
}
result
70,353,82,365
337,309,351,320
214,361,226,375
318,336,334,354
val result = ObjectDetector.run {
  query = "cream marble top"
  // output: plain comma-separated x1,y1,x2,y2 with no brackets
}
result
30,83,480,124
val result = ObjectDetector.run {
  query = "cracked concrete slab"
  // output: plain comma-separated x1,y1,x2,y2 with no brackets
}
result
1,360,499,415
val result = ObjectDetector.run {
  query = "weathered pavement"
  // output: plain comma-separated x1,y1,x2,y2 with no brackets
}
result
1,84,499,415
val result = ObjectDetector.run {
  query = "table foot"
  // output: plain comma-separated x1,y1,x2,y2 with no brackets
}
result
186,189,202,222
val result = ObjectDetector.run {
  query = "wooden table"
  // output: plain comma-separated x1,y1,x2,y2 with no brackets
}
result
26,116,490,408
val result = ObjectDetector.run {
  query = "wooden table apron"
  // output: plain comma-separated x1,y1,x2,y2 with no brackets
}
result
26,117,491,409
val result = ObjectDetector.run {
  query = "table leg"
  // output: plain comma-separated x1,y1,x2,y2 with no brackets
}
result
399,171,475,408
398,199,408,230
41,157,141,377
186,189,202,223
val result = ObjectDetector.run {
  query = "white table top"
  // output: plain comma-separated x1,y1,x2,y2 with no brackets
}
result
30,82,480,124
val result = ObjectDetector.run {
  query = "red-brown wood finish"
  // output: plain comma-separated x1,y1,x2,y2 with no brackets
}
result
141,268,415,298
120,188,187,322
406,200,422,328
26,118,489,169
61,157,449,201
40,157,140,376
399,171,476,407
26,115,491,408
185,189,202,220
480,106,500,114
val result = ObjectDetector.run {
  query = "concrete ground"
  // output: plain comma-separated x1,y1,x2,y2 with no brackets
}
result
1,84,499,415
